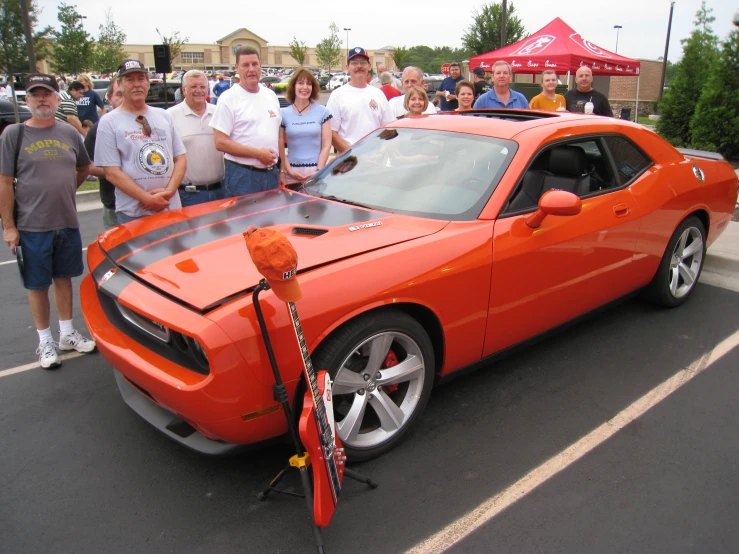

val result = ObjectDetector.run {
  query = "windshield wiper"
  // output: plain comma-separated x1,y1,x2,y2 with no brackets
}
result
321,195,373,210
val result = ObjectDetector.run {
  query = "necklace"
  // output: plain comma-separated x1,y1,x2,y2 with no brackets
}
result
294,102,311,116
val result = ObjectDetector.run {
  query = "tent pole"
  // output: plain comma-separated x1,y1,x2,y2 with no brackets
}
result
634,75,640,122
566,71,571,91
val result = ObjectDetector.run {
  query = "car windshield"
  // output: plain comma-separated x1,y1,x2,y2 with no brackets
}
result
301,128,517,221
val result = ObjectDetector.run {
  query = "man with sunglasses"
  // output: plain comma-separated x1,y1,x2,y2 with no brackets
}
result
326,47,393,154
94,59,186,225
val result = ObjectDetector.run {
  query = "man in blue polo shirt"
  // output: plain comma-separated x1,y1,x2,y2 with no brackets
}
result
474,61,530,109
435,62,464,112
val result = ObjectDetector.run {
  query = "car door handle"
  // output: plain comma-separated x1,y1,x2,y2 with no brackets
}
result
613,204,631,217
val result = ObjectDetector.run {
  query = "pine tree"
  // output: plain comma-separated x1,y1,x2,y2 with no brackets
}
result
689,29,739,159
656,1,719,147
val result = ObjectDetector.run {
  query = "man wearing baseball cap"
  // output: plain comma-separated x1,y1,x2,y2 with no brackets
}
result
326,47,394,153
94,59,187,224
0,73,96,369
211,74,230,105
471,67,491,100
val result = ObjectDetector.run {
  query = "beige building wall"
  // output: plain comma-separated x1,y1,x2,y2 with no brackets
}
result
38,28,396,74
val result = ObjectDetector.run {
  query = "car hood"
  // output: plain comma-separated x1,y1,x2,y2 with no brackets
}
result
97,189,447,311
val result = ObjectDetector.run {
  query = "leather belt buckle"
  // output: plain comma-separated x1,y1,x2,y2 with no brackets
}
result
185,185,197,192
265,165,275,171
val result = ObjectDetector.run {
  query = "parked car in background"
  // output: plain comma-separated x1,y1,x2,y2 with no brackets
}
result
0,99,31,135
146,80,180,108
327,74,349,90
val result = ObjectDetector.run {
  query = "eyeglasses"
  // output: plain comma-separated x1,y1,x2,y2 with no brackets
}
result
136,115,151,137
349,59,369,66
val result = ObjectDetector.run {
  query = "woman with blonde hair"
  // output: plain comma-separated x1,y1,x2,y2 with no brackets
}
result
530,70,566,111
402,86,429,117
75,73,107,124
454,80,475,111
279,68,332,186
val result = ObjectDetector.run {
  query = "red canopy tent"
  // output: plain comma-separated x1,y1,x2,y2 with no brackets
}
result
470,17,641,77
470,17,642,115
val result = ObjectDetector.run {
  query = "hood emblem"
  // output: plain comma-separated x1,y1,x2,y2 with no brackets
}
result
349,221,383,232
101,269,117,283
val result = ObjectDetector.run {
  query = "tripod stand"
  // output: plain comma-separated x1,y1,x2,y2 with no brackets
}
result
252,280,377,553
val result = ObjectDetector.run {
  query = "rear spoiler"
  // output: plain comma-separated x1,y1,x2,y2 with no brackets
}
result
676,148,725,161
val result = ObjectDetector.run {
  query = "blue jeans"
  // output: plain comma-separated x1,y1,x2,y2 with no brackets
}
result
116,212,146,225
178,186,225,207
224,160,279,198
18,228,84,290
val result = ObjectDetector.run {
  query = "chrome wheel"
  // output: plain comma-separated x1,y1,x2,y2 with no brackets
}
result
331,331,427,450
668,226,704,299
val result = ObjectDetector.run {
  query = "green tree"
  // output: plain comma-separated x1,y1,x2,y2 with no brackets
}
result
91,8,126,74
289,37,308,66
462,1,526,55
156,28,189,66
656,1,719,146
405,45,471,74
50,3,94,75
0,0,52,78
392,46,409,70
689,29,739,159
316,22,342,71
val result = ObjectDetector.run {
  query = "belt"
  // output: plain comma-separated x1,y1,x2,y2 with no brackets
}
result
179,181,222,192
227,159,277,172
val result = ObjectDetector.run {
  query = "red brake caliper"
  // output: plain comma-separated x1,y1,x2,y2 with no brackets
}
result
381,350,400,393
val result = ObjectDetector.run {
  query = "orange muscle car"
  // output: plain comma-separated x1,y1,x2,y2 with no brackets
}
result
81,110,738,460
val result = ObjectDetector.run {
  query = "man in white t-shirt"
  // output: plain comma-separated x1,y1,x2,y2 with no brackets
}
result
210,46,282,197
326,47,394,153
388,66,439,118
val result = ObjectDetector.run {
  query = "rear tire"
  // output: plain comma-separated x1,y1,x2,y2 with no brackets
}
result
312,309,435,462
643,215,706,308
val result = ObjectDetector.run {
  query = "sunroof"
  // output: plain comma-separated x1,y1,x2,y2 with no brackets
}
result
453,109,560,121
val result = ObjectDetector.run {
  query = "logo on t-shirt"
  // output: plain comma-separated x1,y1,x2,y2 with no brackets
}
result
268,110,277,118
138,142,171,176
369,99,378,111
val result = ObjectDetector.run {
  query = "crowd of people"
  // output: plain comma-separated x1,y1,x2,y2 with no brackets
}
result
0,44,615,370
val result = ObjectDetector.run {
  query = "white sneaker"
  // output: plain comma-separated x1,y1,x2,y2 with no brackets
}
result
59,329,97,353
37,341,60,370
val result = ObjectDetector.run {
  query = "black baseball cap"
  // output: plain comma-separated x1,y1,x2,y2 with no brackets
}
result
25,74,59,93
347,47,370,63
117,59,147,77
472,67,486,76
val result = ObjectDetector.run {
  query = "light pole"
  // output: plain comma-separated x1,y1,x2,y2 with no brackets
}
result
659,1,676,103
613,25,622,54
343,28,351,66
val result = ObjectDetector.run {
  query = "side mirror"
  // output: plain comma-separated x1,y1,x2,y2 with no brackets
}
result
525,190,582,228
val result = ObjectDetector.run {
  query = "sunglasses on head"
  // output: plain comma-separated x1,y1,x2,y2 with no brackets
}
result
135,115,151,136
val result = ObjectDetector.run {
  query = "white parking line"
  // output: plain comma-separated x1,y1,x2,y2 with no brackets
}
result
405,329,739,554
0,352,86,378
0,247,88,267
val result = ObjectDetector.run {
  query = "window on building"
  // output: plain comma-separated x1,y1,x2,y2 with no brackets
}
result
181,52,205,64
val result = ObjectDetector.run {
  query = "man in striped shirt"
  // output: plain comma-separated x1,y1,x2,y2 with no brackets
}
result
55,81,84,134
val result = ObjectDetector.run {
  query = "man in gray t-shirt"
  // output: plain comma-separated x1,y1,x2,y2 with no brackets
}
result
94,59,186,224
0,73,96,370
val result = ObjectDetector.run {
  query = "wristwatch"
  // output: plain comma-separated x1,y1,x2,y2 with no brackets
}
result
279,169,287,174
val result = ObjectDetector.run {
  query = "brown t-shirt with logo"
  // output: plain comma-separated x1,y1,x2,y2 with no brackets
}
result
0,122,90,231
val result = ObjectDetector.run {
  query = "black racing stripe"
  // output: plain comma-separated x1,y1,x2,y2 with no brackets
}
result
92,255,131,299
106,189,307,261
118,197,388,274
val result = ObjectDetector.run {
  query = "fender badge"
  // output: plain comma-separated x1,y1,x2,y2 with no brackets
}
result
349,221,383,232
101,269,116,283
692,165,704,183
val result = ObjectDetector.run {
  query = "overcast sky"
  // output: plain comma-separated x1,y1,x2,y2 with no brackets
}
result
36,0,737,63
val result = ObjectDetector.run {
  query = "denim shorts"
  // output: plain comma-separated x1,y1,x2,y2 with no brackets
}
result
18,228,84,290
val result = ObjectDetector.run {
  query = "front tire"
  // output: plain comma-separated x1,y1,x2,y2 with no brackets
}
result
312,310,435,461
644,215,706,308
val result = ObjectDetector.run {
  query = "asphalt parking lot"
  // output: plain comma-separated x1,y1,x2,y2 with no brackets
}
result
1,204,738,554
